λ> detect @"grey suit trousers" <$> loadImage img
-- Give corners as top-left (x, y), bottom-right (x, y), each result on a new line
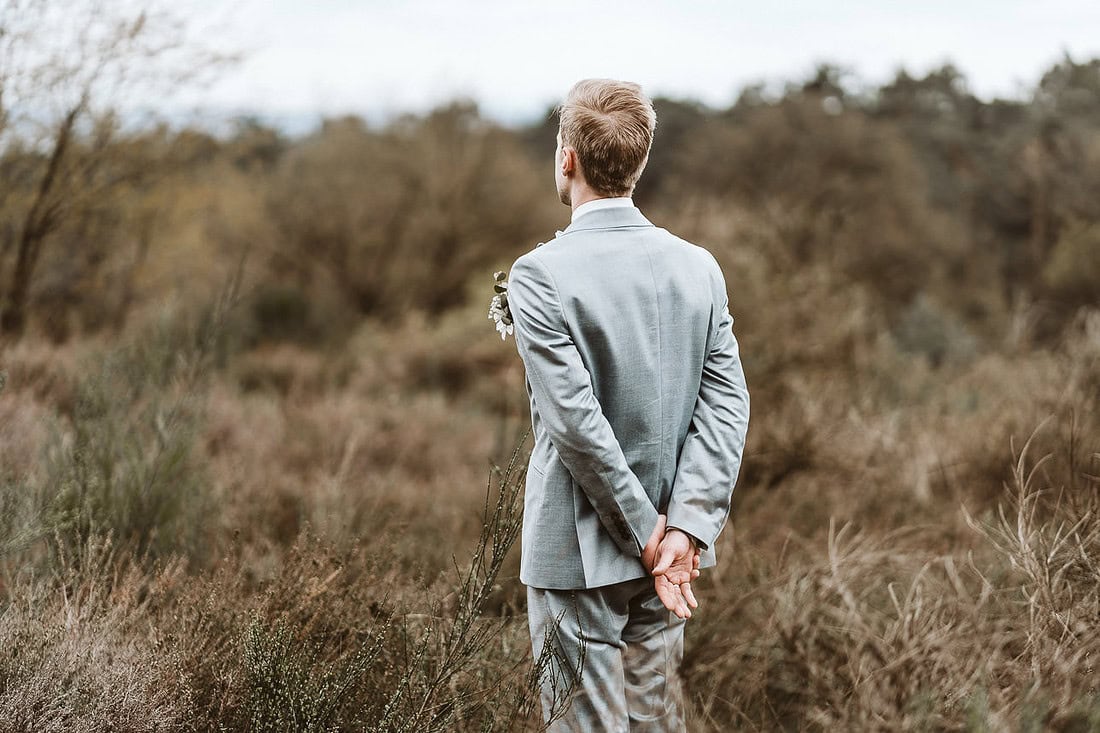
top-left (527, 578), bottom-right (687, 732)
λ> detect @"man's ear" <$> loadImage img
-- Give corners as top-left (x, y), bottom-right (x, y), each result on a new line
top-left (560, 146), bottom-right (577, 177)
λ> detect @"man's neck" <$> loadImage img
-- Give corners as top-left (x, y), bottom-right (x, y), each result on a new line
top-left (569, 190), bottom-right (604, 213)
top-left (571, 196), bottom-right (635, 223)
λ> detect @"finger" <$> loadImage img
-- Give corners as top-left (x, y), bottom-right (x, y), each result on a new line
top-left (669, 591), bottom-right (688, 620)
top-left (657, 590), bottom-right (676, 615)
top-left (654, 577), bottom-right (679, 613)
top-left (667, 579), bottom-right (690, 619)
top-left (665, 563), bottom-right (693, 585)
top-left (673, 592), bottom-right (688, 619)
top-left (651, 547), bottom-right (673, 576)
top-left (662, 554), bottom-right (689, 584)
top-left (682, 581), bottom-right (699, 610)
top-left (657, 576), bottom-right (690, 619)
top-left (678, 582), bottom-right (693, 618)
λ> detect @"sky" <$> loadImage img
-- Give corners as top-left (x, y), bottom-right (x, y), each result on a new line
top-left (169, 0), bottom-right (1100, 130)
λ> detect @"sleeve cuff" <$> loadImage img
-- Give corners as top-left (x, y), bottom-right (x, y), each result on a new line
top-left (629, 501), bottom-right (662, 557)
top-left (664, 506), bottom-right (716, 551)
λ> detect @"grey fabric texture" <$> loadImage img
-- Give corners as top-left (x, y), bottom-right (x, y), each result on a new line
top-left (528, 578), bottom-right (687, 733)
top-left (508, 205), bottom-right (751, 590)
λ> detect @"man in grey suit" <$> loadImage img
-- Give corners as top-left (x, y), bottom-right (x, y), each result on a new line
top-left (507, 78), bottom-right (750, 732)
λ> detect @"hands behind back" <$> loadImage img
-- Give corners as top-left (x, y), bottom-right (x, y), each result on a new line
top-left (642, 514), bottom-right (702, 619)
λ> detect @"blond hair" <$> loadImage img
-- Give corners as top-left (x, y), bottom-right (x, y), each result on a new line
top-left (556, 79), bottom-right (657, 197)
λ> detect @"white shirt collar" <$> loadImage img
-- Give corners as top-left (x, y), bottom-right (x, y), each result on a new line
top-left (571, 196), bottom-right (635, 224)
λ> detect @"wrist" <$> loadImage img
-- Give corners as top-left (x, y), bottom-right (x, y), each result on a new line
top-left (666, 526), bottom-right (697, 551)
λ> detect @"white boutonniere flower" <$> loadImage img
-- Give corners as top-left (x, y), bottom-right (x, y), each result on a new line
top-left (488, 270), bottom-right (513, 340)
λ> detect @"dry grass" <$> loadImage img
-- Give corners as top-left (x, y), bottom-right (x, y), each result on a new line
top-left (1, 267), bottom-right (1098, 730)
top-left (4, 58), bottom-right (1100, 729)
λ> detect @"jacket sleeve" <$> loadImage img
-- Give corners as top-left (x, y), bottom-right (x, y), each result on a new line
top-left (666, 255), bottom-right (750, 550)
top-left (507, 254), bottom-right (660, 557)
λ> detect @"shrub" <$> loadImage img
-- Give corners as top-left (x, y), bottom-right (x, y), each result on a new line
top-left (35, 276), bottom-right (243, 566)
top-left (893, 291), bottom-right (979, 368)
top-left (1043, 220), bottom-right (1100, 310)
top-left (243, 615), bottom-right (384, 732)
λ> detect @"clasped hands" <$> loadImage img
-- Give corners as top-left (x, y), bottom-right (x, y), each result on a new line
top-left (641, 514), bottom-right (702, 619)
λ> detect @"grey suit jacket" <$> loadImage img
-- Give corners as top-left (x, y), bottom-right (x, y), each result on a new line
top-left (508, 205), bottom-right (750, 590)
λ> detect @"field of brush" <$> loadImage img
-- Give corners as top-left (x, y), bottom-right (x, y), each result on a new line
top-left (3, 63), bottom-right (1100, 730)
top-left (2, 255), bottom-right (1097, 731)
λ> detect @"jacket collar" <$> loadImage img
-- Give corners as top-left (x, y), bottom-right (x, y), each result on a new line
top-left (557, 205), bottom-right (655, 237)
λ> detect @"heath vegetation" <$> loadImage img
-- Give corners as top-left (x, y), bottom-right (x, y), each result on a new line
top-left (1, 3), bottom-right (1099, 729)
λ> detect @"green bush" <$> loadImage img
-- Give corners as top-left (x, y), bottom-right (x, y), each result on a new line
top-left (1043, 220), bottom-right (1100, 308)
top-left (16, 285), bottom-right (244, 569)
top-left (249, 283), bottom-right (321, 346)
top-left (244, 616), bottom-right (384, 732)
top-left (40, 311), bottom-right (215, 563)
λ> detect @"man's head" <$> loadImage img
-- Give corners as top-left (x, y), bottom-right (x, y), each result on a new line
top-left (554, 78), bottom-right (657, 205)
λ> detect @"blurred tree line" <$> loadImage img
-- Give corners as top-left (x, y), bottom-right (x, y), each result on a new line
top-left (1, 24), bottom-right (1098, 350)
